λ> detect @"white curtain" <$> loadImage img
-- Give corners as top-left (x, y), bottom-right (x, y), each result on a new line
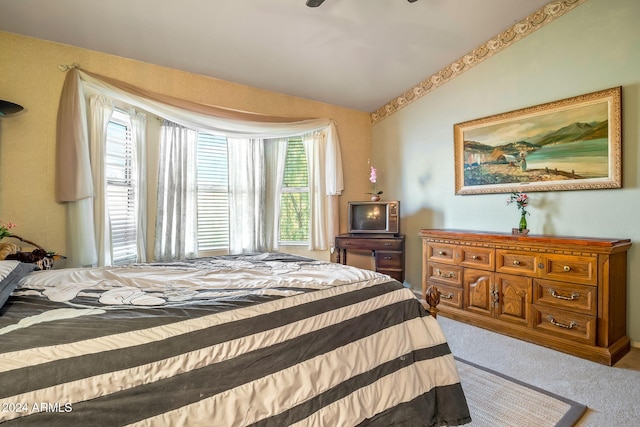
top-left (88, 95), bottom-right (115, 266)
top-left (129, 108), bottom-right (147, 263)
top-left (63, 77), bottom-right (96, 267)
top-left (304, 131), bottom-right (327, 250)
top-left (264, 139), bottom-right (288, 250)
top-left (228, 138), bottom-right (266, 254)
top-left (154, 121), bottom-right (198, 260)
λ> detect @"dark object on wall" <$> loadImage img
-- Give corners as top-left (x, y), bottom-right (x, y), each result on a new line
top-left (0, 100), bottom-right (24, 116)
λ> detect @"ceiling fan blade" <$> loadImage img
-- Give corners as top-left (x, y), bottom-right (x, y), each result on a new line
top-left (306, 0), bottom-right (325, 7)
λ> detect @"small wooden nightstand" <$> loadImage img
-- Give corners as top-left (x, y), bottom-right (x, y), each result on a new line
top-left (334, 234), bottom-right (405, 282)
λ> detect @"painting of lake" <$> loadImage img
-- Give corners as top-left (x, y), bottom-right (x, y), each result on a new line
top-left (454, 87), bottom-right (622, 194)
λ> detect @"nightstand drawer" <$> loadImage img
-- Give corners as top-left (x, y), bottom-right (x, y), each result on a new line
top-left (426, 243), bottom-right (457, 265)
top-left (496, 250), bottom-right (539, 276)
top-left (427, 262), bottom-right (462, 287)
top-left (533, 305), bottom-right (596, 345)
top-left (533, 279), bottom-right (596, 316)
top-left (336, 237), bottom-right (402, 251)
top-left (378, 268), bottom-right (403, 282)
top-left (375, 251), bottom-right (402, 268)
top-left (541, 254), bottom-right (597, 286)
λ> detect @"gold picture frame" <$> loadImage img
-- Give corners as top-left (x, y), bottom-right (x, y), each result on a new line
top-left (454, 87), bottom-right (622, 195)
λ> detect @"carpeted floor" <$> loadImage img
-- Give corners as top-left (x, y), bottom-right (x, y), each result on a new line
top-left (439, 316), bottom-right (640, 427)
top-left (456, 357), bottom-right (586, 427)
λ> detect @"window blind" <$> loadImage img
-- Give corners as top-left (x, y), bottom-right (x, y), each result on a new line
top-left (196, 133), bottom-right (230, 250)
top-left (106, 112), bottom-right (138, 265)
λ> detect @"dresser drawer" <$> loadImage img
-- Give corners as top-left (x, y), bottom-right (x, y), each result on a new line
top-left (459, 246), bottom-right (494, 270)
top-left (533, 305), bottom-right (596, 345)
top-left (427, 262), bottom-right (462, 287)
top-left (540, 254), bottom-right (597, 286)
top-left (428, 283), bottom-right (463, 308)
top-left (533, 279), bottom-right (597, 316)
top-left (426, 243), bottom-right (457, 265)
top-left (375, 251), bottom-right (403, 268)
top-left (496, 250), bottom-right (540, 276)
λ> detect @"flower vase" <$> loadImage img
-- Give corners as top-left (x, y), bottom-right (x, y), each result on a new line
top-left (518, 212), bottom-right (527, 232)
top-left (370, 195), bottom-right (381, 202)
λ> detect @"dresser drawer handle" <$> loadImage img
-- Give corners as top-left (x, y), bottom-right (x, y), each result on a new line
top-left (438, 250), bottom-right (445, 255)
top-left (547, 315), bottom-right (577, 329)
top-left (441, 292), bottom-right (454, 299)
top-left (549, 288), bottom-right (579, 301)
top-left (384, 243), bottom-right (392, 246)
top-left (472, 255), bottom-right (478, 260)
top-left (563, 265), bottom-right (571, 272)
top-left (513, 260), bottom-right (521, 266)
top-left (435, 269), bottom-right (455, 278)
top-left (384, 256), bottom-right (392, 260)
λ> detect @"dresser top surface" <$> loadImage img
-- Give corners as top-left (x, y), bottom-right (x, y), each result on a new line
top-left (418, 229), bottom-right (630, 250)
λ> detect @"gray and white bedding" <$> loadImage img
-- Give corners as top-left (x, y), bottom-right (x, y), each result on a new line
top-left (0, 253), bottom-right (470, 426)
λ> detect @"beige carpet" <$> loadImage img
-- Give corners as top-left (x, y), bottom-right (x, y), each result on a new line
top-left (456, 358), bottom-right (586, 427)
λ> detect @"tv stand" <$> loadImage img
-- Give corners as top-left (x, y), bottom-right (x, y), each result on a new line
top-left (335, 234), bottom-right (405, 282)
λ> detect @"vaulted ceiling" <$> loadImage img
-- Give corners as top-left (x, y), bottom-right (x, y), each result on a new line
top-left (1, 0), bottom-right (565, 113)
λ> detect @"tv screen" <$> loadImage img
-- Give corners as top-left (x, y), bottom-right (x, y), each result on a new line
top-left (351, 203), bottom-right (387, 231)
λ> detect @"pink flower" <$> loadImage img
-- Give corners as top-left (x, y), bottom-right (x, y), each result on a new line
top-left (369, 166), bottom-right (377, 184)
top-left (507, 192), bottom-right (529, 212)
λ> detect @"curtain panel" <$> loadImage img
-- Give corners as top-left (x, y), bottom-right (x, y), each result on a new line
top-left (154, 121), bottom-right (198, 261)
top-left (88, 95), bottom-right (114, 266)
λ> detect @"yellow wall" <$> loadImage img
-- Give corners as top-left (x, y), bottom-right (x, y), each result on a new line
top-left (0, 31), bottom-right (372, 263)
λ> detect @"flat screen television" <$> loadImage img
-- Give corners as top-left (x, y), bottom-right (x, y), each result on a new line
top-left (347, 201), bottom-right (399, 235)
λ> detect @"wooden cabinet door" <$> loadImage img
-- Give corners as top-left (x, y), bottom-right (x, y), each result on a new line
top-left (464, 269), bottom-right (493, 317)
top-left (495, 273), bottom-right (532, 327)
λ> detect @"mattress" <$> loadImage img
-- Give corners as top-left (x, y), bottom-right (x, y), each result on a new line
top-left (0, 253), bottom-right (470, 426)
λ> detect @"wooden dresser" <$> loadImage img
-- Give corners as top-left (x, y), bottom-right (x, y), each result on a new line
top-left (335, 234), bottom-right (405, 282)
top-left (419, 229), bottom-right (631, 365)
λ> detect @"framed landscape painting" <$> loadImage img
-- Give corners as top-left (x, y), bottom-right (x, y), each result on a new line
top-left (454, 87), bottom-right (622, 195)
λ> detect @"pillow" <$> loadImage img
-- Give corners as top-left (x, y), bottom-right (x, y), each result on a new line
top-left (0, 260), bottom-right (39, 311)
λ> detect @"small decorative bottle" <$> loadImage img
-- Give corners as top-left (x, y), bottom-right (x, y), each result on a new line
top-left (519, 212), bottom-right (527, 232)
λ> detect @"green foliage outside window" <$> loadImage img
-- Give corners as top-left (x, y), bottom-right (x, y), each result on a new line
top-left (279, 138), bottom-right (309, 242)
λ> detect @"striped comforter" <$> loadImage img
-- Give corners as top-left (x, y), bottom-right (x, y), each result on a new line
top-left (0, 253), bottom-right (470, 426)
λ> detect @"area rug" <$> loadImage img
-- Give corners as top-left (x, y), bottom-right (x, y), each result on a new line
top-left (456, 357), bottom-right (587, 427)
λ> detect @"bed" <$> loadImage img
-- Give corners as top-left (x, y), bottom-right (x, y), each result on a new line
top-left (0, 253), bottom-right (471, 426)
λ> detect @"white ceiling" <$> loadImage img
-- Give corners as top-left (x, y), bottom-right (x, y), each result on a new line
top-left (0, 0), bottom-right (552, 112)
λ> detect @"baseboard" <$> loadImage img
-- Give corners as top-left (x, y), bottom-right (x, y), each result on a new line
top-left (631, 340), bottom-right (640, 349)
